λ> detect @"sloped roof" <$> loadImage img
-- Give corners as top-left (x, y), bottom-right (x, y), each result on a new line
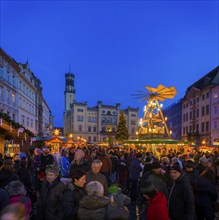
top-left (0, 48), bottom-right (20, 72)
top-left (186, 66), bottom-right (219, 93)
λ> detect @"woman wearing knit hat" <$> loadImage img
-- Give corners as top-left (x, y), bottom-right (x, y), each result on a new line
top-left (35, 165), bottom-right (66, 220)
top-left (140, 180), bottom-right (168, 220)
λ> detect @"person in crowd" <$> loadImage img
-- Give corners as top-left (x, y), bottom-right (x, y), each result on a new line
top-left (196, 156), bottom-right (208, 175)
top-left (143, 155), bottom-right (152, 174)
top-left (0, 187), bottom-right (9, 212)
top-left (171, 157), bottom-right (183, 170)
top-left (109, 150), bottom-right (119, 184)
top-left (33, 148), bottom-right (43, 190)
top-left (117, 152), bottom-right (129, 193)
top-left (26, 149), bottom-right (34, 172)
top-left (78, 181), bottom-right (130, 220)
top-left (70, 149), bottom-right (90, 174)
top-left (13, 153), bottom-right (21, 171)
top-left (68, 146), bottom-right (75, 163)
top-left (129, 152), bottom-right (142, 202)
top-left (63, 169), bottom-right (86, 220)
top-left (53, 150), bottom-right (61, 168)
top-left (140, 180), bottom-right (168, 220)
top-left (0, 159), bottom-right (19, 188)
top-left (108, 184), bottom-right (131, 207)
top-left (160, 156), bottom-right (170, 173)
top-left (184, 159), bottom-right (199, 190)
top-left (97, 149), bottom-right (112, 185)
top-left (194, 168), bottom-right (217, 220)
top-left (77, 181), bottom-right (110, 220)
top-left (86, 159), bottom-right (108, 196)
top-left (141, 161), bottom-right (169, 197)
top-left (35, 165), bottom-right (66, 220)
top-left (17, 159), bottom-right (32, 190)
top-left (206, 158), bottom-right (217, 184)
top-left (5, 180), bottom-right (32, 218)
top-left (168, 163), bottom-right (195, 220)
top-left (0, 203), bottom-right (26, 220)
top-left (60, 148), bottom-right (70, 178)
top-left (41, 146), bottom-right (54, 175)
top-left (0, 153), bottom-right (3, 167)
top-left (90, 147), bottom-right (98, 160)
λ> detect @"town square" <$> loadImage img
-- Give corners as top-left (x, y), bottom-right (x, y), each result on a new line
top-left (0, 1), bottom-right (218, 220)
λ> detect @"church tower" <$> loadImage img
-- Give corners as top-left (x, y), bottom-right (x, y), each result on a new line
top-left (64, 72), bottom-right (75, 111)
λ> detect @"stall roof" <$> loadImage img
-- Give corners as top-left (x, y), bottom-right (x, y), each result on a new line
top-left (124, 138), bottom-right (187, 145)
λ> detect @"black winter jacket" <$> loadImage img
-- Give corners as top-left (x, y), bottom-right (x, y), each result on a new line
top-left (168, 173), bottom-right (195, 220)
top-left (63, 181), bottom-right (86, 220)
top-left (36, 178), bottom-right (66, 220)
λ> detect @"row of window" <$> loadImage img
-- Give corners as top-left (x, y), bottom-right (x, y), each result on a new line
top-left (0, 67), bottom-right (16, 87)
top-left (0, 86), bottom-right (16, 106)
top-left (182, 121), bottom-right (209, 134)
top-left (19, 97), bottom-right (35, 114)
top-left (88, 136), bottom-right (97, 142)
top-left (183, 93), bottom-right (210, 109)
top-left (183, 105), bottom-right (210, 122)
top-left (19, 81), bottom-right (35, 100)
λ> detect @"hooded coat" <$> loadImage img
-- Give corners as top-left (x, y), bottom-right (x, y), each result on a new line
top-left (78, 195), bottom-right (110, 220)
top-left (5, 180), bottom-right (32, 216)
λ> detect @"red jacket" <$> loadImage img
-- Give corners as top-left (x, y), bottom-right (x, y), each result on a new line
top-left (147, 192), bottom-right (169, 220)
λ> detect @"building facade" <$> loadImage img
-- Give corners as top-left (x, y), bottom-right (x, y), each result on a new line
top-left (163, 99), bottom-right (182, 140)
top-left (64, 72), bottom-right (139, 143)
top-left (0, 48), bottom-right (19, 122)
top-left (181, 66), bottom-right (219, 145)
top-left (211, 84), bottom-right (219, 145)
top-left (0, 48), bottom-right (53, 137)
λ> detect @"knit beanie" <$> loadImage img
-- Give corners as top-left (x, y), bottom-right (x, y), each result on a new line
top-left (140, 181), bottom-right (157, 199)
top-left (170, 163), bottom-right (181, 173)
top-left (151, 161), bottom-right (161, 169)
top-left (185, 160), bottom-right (195, 169)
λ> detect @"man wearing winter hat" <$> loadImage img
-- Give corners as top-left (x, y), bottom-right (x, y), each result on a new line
top-left (168, 162), bottom-right (195, 220)
top-left (35, 165), bottom-right (66, 220)
top-left (141, 161), bottom-right (168, 197)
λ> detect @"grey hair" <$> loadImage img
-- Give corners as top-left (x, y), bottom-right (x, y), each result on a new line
top-left (92, 159), bottom-right (102, 165)
top-left (85, 181), bottom-right (104, 196)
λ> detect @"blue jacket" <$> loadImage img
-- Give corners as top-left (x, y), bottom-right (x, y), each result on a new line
top-left (129, 158), bottom-right (142, 180)
top-left (60, 156), bottom-right (70, 178)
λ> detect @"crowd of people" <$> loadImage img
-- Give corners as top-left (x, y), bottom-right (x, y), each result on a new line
top-left (0, 144), bottom-right (218, 220)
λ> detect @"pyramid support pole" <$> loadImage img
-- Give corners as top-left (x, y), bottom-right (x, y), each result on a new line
top-left (155, 99), bottom-right (171, 138)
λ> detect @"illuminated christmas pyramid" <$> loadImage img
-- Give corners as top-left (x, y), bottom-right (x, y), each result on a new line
top-left (134, 84), bottom-right (177, 139)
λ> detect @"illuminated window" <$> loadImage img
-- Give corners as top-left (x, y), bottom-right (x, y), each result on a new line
top-left (12, 93), bottom-right (15, 103)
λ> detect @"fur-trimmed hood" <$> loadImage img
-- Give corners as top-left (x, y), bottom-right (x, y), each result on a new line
top-left (5, 180), bottom-right (26, 196)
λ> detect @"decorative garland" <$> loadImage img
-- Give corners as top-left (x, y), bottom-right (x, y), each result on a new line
top-left (0, 111), bottom-right (35, 137)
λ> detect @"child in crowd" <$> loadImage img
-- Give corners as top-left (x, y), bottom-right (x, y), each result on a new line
top-left (140, 180), bottom-right (168, 220)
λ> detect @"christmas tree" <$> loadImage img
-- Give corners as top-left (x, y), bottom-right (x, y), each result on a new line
top-left (115, 111), bottom-right (129, 142)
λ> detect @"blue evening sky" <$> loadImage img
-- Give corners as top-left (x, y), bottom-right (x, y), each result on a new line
top-left (0, 1), bottom-right (218, 127)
